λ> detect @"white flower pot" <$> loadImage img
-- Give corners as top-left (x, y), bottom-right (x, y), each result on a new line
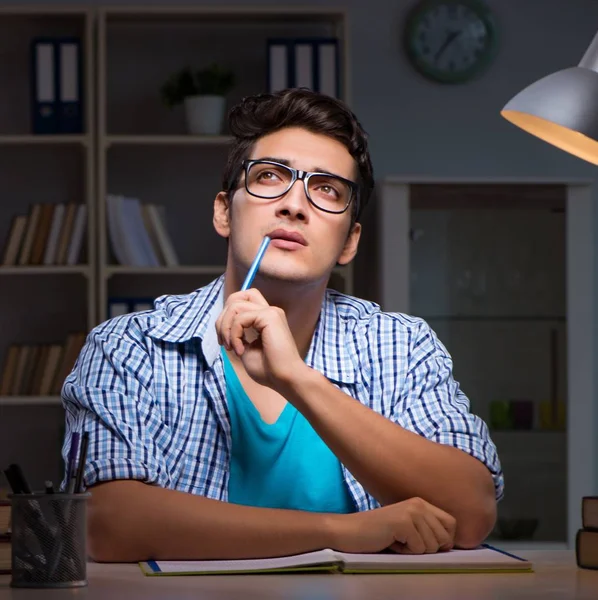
top-left (184, 95), bottom-right (226, 135)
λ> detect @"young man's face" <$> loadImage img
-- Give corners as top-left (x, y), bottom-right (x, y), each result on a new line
top-left (214, 126), bottom-right (361, 287)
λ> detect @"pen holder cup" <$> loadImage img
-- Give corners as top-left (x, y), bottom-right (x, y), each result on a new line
top-left (9, 492), bottom-right (90, 588)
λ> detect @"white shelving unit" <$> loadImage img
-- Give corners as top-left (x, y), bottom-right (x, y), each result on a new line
top-left (96, 5), bottom-right (351, 322)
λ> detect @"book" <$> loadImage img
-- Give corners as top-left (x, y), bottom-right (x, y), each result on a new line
top-left (0, 533), bottom-right (10, 575)
top-left (582, 496), bottom-right (598, 530)
top-left (576, 529), bottom-right (598, 570)
top-left (0, 345), bottom-right (20, 395)
top-left (1, 215), bottom-right (28, 266)
top-left (18, 204), bottom-right (41, 265)
top-left (140, 545), bottom-right (532, 576)
top-left (0, 501), bottom-right (10, 535)
top-left (42, 203), bottom-right (65, 265)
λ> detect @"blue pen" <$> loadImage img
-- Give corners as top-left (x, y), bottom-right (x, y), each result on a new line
top-left (241, 236), bottom-right (271, 291)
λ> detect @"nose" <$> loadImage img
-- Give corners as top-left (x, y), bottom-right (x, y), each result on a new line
top-left (275, 178), bottom-right (310, 221)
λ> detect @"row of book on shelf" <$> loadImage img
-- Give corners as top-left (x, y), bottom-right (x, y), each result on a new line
top-left (0, 333), bottom-right (86, 397)
top-left (1, 203), bottom-right (86, 267)
top-left (107, 194), bottom-right (179, 267)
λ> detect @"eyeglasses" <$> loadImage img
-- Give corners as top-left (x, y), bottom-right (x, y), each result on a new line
top-left (241, 159), bottom-right (358, 215)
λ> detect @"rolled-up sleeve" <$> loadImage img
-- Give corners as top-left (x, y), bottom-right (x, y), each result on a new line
top-left (393, 321), bottom-right (504, 501)
top-left (60, 316), bottom-right (173, 491)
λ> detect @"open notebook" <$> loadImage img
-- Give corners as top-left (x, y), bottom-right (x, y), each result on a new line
top-left (139, 544), bottom-right (533, 575)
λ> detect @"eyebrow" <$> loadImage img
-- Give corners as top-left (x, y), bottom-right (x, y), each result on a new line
top-left (254, 156), bottom-right (347, 179)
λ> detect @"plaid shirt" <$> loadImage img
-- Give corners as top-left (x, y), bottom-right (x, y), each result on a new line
top-left (61, 275), bottom-right (504, 508)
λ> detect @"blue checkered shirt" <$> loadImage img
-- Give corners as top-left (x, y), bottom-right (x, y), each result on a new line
top-left (61, 276), bottom-right (504, 508)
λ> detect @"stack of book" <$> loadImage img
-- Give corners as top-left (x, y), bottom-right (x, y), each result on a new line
top-left (106, 195), bottom-right (179, 267)
top-left (0, 498), bottom-right (10, 575)
top-left (1, 203), bottom-right (87, 267)
top-left (577, 496), bottom-right (598, 569)
top-left (0, 332), bottom-right (86, 397)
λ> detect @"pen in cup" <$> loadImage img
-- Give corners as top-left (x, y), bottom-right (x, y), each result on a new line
top-left (66, 432), bottom-right (80, 494)
top-left (241, 236), bottom-right (271, 291)
top-left (74, 432), bottom-right (89, 494)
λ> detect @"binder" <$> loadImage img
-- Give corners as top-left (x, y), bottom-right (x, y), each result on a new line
top-left (266, 38), bottom-right (340, 98)
top-left (30, 38), bottom-right (58, 134)
top-left (57, 37), bottom-right (83, 133)
top-left (267, 40), bottom-right (291, 92)
top-left (316, 39), bottom-right (339, 99)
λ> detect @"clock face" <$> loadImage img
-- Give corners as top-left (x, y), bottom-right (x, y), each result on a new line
top-left (404, 0), bottom-right (498, 83)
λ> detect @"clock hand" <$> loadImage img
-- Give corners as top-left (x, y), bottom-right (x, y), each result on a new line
top-left (434, 30), bottom-right (461, 62)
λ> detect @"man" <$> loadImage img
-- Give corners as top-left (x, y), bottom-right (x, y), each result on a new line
top-left (62, 88), bottom-right (503, 563)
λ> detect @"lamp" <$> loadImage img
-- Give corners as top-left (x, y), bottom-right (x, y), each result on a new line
top-left (501, 31), bottom-right (598, 165)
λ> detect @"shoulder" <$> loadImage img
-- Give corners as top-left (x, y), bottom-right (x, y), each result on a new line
top-left (327, 288), bottom-right (434, 343)
top-left (89, 284), bottom-right (212, 347)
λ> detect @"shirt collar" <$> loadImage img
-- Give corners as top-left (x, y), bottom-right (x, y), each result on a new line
top-left (146, 276), bottom-right (356, 384)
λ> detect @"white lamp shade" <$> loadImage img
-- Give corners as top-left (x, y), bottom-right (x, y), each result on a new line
top-left (501, 32), bottom-right (598, 165)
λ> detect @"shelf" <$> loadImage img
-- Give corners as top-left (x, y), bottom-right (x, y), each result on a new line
top-left (0, 135), bottom-right (89, 146)
top-left (101, 6), bottom-right (346, 22)
top-left (0, 396), bottom-right (62, 406)
top-left (105, 265), bottom-right (225, 277)
top-left (0, 266), bottom-right (90, 276)
top-left (104, 135), bottom-right (232, 147)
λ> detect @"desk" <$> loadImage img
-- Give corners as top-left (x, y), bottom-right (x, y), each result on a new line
top-left (0, 551), bottom-right (596, 599)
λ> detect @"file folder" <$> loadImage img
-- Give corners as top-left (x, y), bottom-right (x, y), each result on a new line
top-left (30, 38), bottom-right (58, 134)
top-left (57, 37), bottom-right (83, 133)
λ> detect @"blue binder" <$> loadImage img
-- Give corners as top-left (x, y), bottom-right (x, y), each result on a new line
top-left (56, 37), bottom-right (83, 134)
top-left (30, 38), bottom-right (59, 134)
top-left (266, 37), bottom-right (340, 98)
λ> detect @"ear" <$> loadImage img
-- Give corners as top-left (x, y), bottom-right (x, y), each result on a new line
top-left (213, 191), bottom-right (231, 239)
top-left (337, 222), bottom-right (361, 265)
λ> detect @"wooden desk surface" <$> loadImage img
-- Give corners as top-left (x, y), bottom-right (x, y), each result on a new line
top-left (0, 551), bottom-right (597, 599)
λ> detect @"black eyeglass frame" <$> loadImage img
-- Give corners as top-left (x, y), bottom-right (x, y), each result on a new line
top-left (240, 159), bottom-right (359, 215)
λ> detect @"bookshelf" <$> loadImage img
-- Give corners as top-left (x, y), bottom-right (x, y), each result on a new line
top-left (96, 5), bottom-right (351, 322)
top-left (0, 6), bottom-right (352, 488)
top-left (0, 5), bottom-right (94, 490)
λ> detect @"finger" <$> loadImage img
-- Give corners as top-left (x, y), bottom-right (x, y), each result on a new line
top-left (227, 289), bottom-right (269, 308)
top-left (413, 513), bottom-right (440, 553)
top-left (229, 309), bottom-right (265, 356)
top-left (395, 520), bottom-right (425, 555)
top-left (427, 504), bottom-right (457, 541)
top-left (422, 513), bottom-right (454, 552)
top-left (220, 301), bottom-right (265, 349)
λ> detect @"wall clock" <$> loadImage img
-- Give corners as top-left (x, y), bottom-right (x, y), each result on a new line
top-left (403, 0), bottom-right (498, 84)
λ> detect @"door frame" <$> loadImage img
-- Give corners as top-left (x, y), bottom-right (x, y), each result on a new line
top-left (379, 176), bottom-right (595, 548)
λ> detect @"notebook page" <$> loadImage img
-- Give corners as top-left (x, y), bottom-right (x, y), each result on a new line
top-left (336, 547), bottom-right (531, 571)
top-left (154, 548), bottom-right (337, 573)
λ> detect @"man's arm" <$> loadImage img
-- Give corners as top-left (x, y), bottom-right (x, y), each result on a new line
top-left (87, 480), bottom-right (335, 561)
top-left (217, 291), bottom-right (500, 550)
top-left (88, 480), bottom-right (459, 561)
top-left (280, 369), bottom-right (497, 549)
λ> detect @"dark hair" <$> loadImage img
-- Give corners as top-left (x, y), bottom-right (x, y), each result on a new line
top-left (221, 88), bottom-right (374, 223)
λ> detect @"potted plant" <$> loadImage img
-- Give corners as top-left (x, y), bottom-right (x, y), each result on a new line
top-left (160, 63), bottom-right (235, 135)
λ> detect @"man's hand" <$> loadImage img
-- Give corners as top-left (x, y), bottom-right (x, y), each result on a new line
top-left (215, 289), bottom-right (306, 389)
top-left (331, 497), bottom-right (457, 554)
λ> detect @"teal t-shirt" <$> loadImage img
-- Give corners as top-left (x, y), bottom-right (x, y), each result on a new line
top-left (222, 349), bottom-right (355, 513)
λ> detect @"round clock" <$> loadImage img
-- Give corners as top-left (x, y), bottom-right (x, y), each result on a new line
top-left (403, 0), bottom-right (498, 84)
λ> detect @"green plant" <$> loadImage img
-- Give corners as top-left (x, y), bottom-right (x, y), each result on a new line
top-left (160, 64), bottom-right (235, 108)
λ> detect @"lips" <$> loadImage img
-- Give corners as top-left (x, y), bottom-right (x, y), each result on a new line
top-left (266, 229), bottom-right (307, 246)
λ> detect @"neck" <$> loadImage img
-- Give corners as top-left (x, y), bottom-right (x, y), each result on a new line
top-left (223, 269), bottom-right (326, 359)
